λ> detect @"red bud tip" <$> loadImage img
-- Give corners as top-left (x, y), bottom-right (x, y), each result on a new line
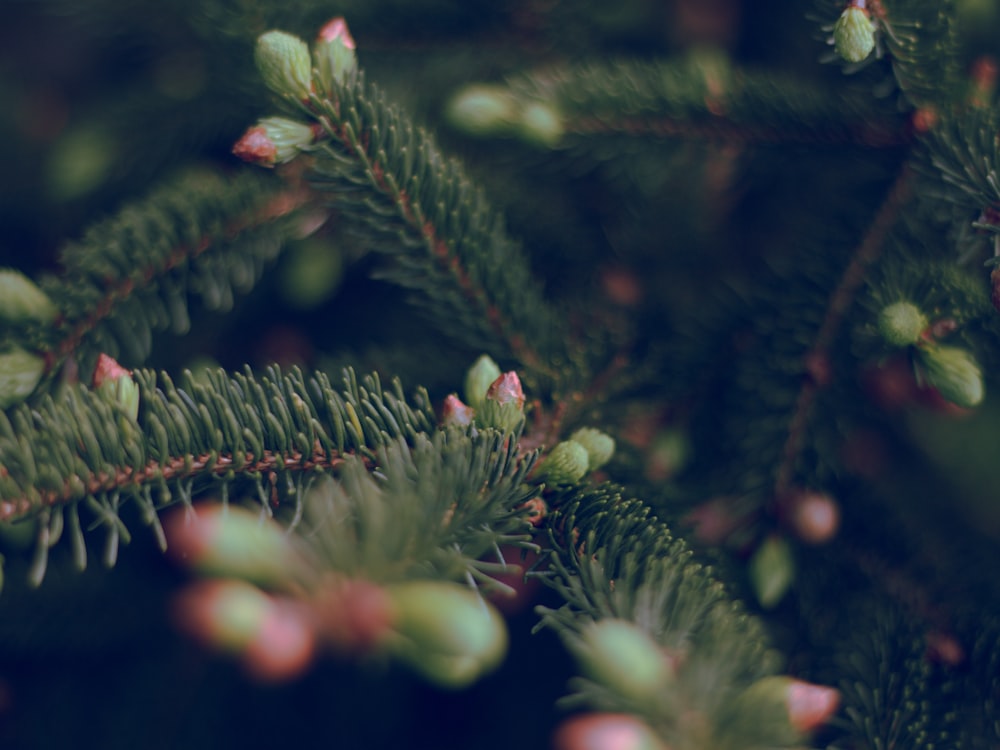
top-left (926, 630), bottom-right (965, 666)
top-left (242, 600), bottom-right (317, 682)
top-left (518, 496), bottom-right (548, 526)
top-left (441, 394), bottom-right (474, 427)
top-left (486, 371), bottom-right (524, 410)
top-left (318, 17), bottom-right (356, 48)
top-left (552, 713), bottom-right (667, 750)
top-left (92, 353), bottom-right (131, 388)
top-left (786, 680), bottom-right (840, 732)
top-left (232, 126), bottom-right (278, 166)
top-left (788, 490), bottom-right (840, 545)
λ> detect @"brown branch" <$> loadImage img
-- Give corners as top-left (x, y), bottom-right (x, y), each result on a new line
top-left (0, 443), bottom-right (363, 523)
top-left (774, 164), bottom-right (914, 497)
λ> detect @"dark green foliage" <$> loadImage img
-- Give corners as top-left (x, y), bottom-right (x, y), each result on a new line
top-left (3, 1), bottom-right (1000, 748)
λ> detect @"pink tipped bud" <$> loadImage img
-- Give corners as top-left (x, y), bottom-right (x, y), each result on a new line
top-left (552, 713), bottom-right (667, 750)
top-left (787, 490), bottom-right (840, 545)
top-left (486, 371), bottom-right (524, 410)
top-left (786, 679), bottom-right (840, 732)
top-left (318, 17), bottom-right (355, 48)
top-left (92, 353), bottom-right (130, 388)
top-left (441, 394), bottom-right (474, 427)
top-left (233, 126), bottom-right (278, 166)
top-left (92, 353), bottom-right (139, 421)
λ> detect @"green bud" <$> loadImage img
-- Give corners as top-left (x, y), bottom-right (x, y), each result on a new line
top-left (92, 353), bottom-right (139, 421)
top-left (0, 269), bottom-right (58, 324)
top-left (573, 619), bottom-right (672, 706)
top-left (0, 345), bottom-right (45, 409)
top-left (833, 7), bottom-right (876, 64)
top-left (877, 301), bottom-right (927, 347)
top-left (749, 535), bottom-right (795, 609)
top-left (517, 102), bottom-right (564, 148)
top-left (464, 354), bottom-right (502, 409)
top-left (569, 427), bottom-right (615, 471)
top-left (383, 580), bottom-right (508, 688)
top-left (477, 371), bottom-right (526, 433)
top-left (165, 505), bottom-right (303, 587)
top-left (535, 440), bottom-right (590, 485)
top-left (725, 675), bottom-right (840, 743)
top-left (255, 30), bottom-right (313, 100)
top-left (259, 117), bottom-right (316, 164)
top-left (446, 85), bottom-right (519, 137)
top-left (314, 17), bottom-right (357, 92)
top-left (916, 344), bottom-right (984, 408)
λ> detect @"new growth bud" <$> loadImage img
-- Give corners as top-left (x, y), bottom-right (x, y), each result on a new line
top-left (915, 344), bottom-right (984, 409)
top-left (749, 535), bottom-right (795, 609)
top-left (0, 269), bottom-right (58, 324)
top-left (569, 427), bottom-right (615, 471)
top-left (464, 354), bottom-right (502, 409)
top-left (445, 85), bottom-right (520, 137)
top-left (877, 301), bottom-right (927, 347)
top-left (573, 619), bottom-right (673, 706)
top-left (255, 30), bottom-right (313, 101)
top-left (382, 580), bottom-right (508, 688)
top-left (233, 117), bottom-right (316, 167)
top-left (477, 371), bottom-right (526, 432)
top-left (0, 346), bottom-right (44, 409)
top-left (165, 504), bottom-right (304, 587)
top-left (314, 17), bottom-right (357, 91)
top-left (92, 353), bottom-right (139, 421)
top-left (535, 440), bottom-right (590, 485)
top-left (833, 6), bottom-right (877, 64)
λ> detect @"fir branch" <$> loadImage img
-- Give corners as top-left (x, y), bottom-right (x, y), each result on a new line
top-left (301, 71), bottom-right (574, 383)
top-left (774, 164), bottom-right (914, 496)
top-left (501, 58), bottom-right (909, 148)
top-left (535, 484), bottom-right (783, 746)
top-left (36, 168), bottom-right (310, 379)
top-left (300, 428), bottom-right (538, 589)
top-left (0, 366), bottom-right (436, 577)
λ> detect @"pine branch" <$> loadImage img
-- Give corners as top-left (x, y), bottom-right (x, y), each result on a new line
top-left (535, 483), bottom-right (791, 749)
top-left (0, 366), bottom-right (437, 582)
top-left (35, 168), bottom-right (309, 380)
top-left (298, 68), bottom-right (575, 384)
top-left (453, 57), bottom-right (910, 149)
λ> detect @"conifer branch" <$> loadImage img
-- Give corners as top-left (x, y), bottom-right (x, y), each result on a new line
top-left (299, 73), bottom-right (572, 382)
top-left (774, 164), bottom-right (914, 496)
top-left (0, 366), bottom-right (436, 573)
top-left (462, 59), bottom-right (910, 149)
top-left (37, 169), bottom-right (310, 379)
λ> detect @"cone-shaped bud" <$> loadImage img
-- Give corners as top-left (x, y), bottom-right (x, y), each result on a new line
top-left (916, 344), bottom-right (984, 408)
top-left (314, 17), bottom-right (357, 91)
top-left (477, 371), bottom-right (526, 432)
top-left (464, 354), bottom-right (502, 408)
top-left (573, 619), bottom-right (672, 706)
top-left (535, 440), bottom-right (590, 485)
top-left (232, 126), bottom-right (277, 166)
top-left (382, 580), bottom-right (508, 688)
top-left (749, 535), bottom-right (795, 609)
top-left (0, 345), bottom-right (45, 409)
top-left (255, 30), bottom-right (313, 100)
top-left (833, 6), bottom-right (876, 63)
top-left (441, 394), bottom-right (474, 427)
top-left (0, 270), bottom-right (57, 324)
top-left (569, 427), bottom-right (615, 471)
top-left (787, 490), bottom-right (840, 545)
top-left (877, 301), bottom-right (927, 347)
top-left (518, 102), bottom-right (564, 147)
top-left (445, 85), bottom-right (519, 137)
top-left (173, 579), bottom-right (272, 653)
top-left (173, 579), bottom-right (316, 682)
top-left (165, 504), bottom-right (302, 587)
top-left (552, 713), bottom-right (667, 750)
top-left (92, 353), bottom-right (139, 421)
top-left (732, 676), bottom-right (839, 739)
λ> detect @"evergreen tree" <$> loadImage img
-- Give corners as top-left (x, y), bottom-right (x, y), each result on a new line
top-left (2, 1), bottom-right (999, 747)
